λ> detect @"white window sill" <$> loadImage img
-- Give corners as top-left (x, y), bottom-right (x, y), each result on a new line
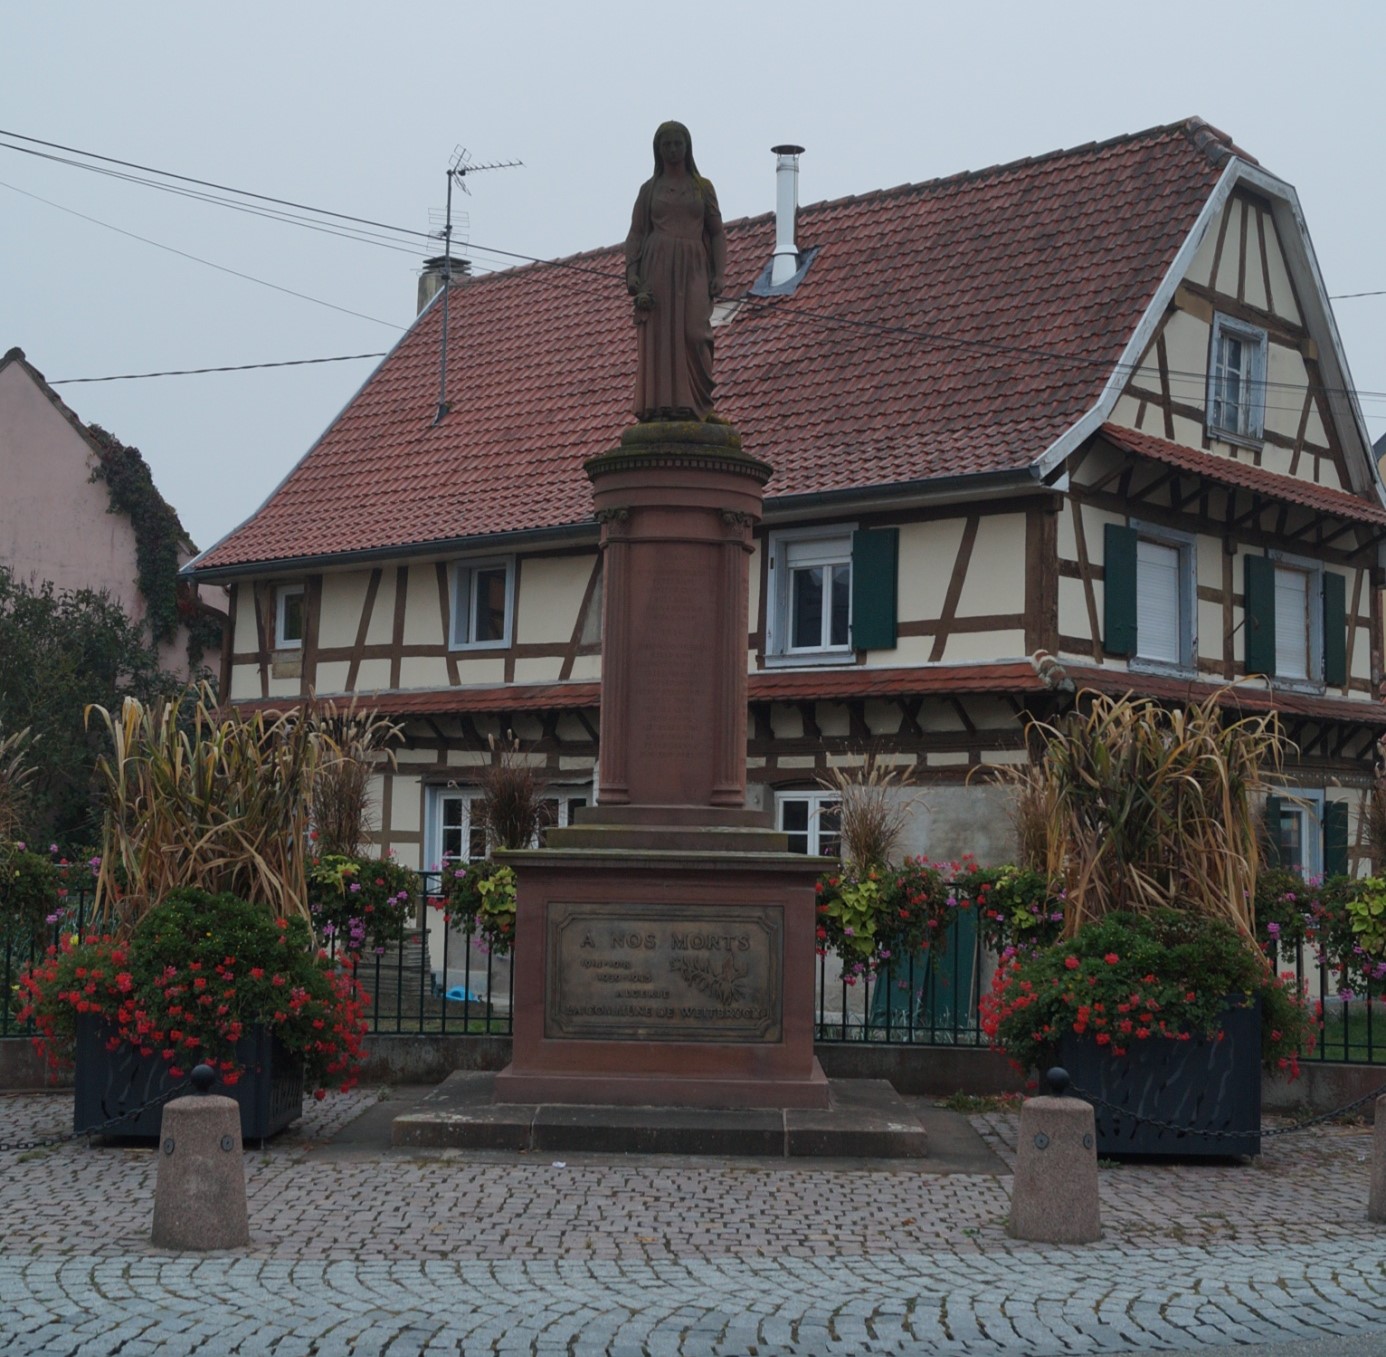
top-left (447, 640), bottom-right (510, 653)
top-left (764, 648), bottom-right (856, 669)
top-left (1206, 424), bottom-right (1265, 452)
top-left (1129, 658), bottom-right (1198, 679)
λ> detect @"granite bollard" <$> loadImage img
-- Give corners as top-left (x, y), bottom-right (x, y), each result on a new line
top-left (1008, 1068), bottom-right (1102, 1243)
top-left (1368, 1094), bottom-right (1386, 1223)
top-left (150, 1066), bottom-right (250, 1251)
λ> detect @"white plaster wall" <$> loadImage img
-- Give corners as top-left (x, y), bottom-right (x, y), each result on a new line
top-left (402, 564), bottom-right (440, 646)
top-left (1212, 198), bottom-right (1243, 297)
top-left (394, 655), bottom-right (450, 690)
top-left (896, 783), bottom-right (1019, 865)
top-left (955, 514), bottom-right (1025, 615)
top-left (1185, 212), bottom-right (1219, 289)
top-left (1110, 392), bottom-right (1144, 429)
top-left (1160, 309), bottom-right (1209, 413)
top-left (899, 518), bottom-right (965, 620)
top-left (516, 554), bottom-right (593, 644)
top-left (317, 572), bottom-right (368, 649)
top-left (567, 654), bottom-right (602, 682)
top-left (1263, 214), bottom-right (1302, 324)
top-left (1243, 214), bottom-right (1270, 313)
top-left (315, 660), bottom-right (352, 693)
top-left (354, 658), bottom-right (393, 693)
top-left (939, 628), bottom-right (1027, 663)
top-left (365, 572), bottom-right (397, 646)
top-left (513, 656), bottom-right (564, 684)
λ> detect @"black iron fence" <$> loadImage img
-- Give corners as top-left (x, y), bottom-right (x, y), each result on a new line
top-left (2, 873), bottom-right (1384, 1062)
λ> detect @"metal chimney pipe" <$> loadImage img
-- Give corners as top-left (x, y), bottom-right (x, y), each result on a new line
top-left (770, 145), bottom-right (805, 287)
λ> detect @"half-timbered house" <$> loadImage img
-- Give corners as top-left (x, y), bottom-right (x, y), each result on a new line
top-left (186, 118), bottom-right (1386, 889)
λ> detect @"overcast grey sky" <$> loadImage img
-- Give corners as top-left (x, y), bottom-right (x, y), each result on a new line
top-left (4, 0), bottom-right (1384, 553)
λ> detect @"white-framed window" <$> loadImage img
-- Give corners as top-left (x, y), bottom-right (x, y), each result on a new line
top-left (1207, 313), bottom-right (1267, 443)
top-left (428, 789), bottom-right (488, 869)
top-left (775, 790), bottom-right (842, 858)
top-left (767, 526), bottom-right (854, 661)
top-left (450, 557), bottom-right (514, 650)
top-left (538, 793), bottom-right (588, 845)
top-left (426, 785), bottom-right (591, 868)
top-left (274, 583), bottom-right (305, 650)
top-left (1271, 551), bottom-right (1323, 684)
top-left (1132, 523), bottom-right (1197, 671)
top-left (1274, 790), bottom-right (1325, 880)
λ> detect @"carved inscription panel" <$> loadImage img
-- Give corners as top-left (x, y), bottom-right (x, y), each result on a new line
top-left (545, 903), bottom-right (783, 1042)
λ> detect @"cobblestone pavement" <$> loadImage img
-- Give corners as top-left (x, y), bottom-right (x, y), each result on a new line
top-left (4, 1088), bottom-right (1386, 1355)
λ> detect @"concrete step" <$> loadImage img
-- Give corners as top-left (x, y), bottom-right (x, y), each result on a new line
top-left (391, 1072), bottom-right (933, 1159)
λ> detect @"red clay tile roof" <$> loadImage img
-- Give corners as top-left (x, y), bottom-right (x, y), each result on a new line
top-left (196, 120), bottom-right (1238, 573)
top-left (1100, 424), bottom-right (1386, 526)
top-left (231, 663), bottom-right (1046, 717)
top-left (234, 681), bottom-right (602, 717)
top-left (1062, 665), bottom-right (1386, 728)
top-left (748, 663), bottom-right (1042, 702)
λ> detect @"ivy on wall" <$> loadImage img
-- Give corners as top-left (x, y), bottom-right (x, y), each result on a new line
top-left (85, 424), bottom-right (195, 648)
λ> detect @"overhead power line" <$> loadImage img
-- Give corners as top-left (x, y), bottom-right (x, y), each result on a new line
top-left (0, 179), bottom-right (405, 331)
top-left (50, 353), bottom-right (388, 384)
top-left (3, 126), bottom-right (1380, 407)
top-left (0, 126), bottom-right (433, 243)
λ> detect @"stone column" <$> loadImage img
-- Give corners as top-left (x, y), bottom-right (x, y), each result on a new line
top-left (584, 421), bottom-right (770, 818)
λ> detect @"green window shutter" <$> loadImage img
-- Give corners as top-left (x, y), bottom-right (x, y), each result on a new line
top-left (1263, 794), bottom-right (1284, 868)
top-left (850, 527), bottom-right (898, 651)
top-left (1324, 800), bottom-right (1349, 878)
top-left (1102, 523), bottom-right (1138, 657)
top-left (1322, 571), bottom-right (1347, 687)
top-left (1243, 555), bottom-right (1277, 677)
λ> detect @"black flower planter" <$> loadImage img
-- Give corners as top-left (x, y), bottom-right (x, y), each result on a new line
top-left (1057, 1000), bottom-right (1261, 1158)
top-left (74, 1015), bottom-right (304, 1141)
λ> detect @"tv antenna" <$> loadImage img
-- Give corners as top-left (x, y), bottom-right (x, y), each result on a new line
top-left (433, 146), bottom-right (523, 425)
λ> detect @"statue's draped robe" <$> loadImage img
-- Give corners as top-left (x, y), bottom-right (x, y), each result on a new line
top-left (625, 175), bottom-right (724, 420)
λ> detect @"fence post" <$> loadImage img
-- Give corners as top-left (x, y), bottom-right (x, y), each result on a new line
top-left (1008, 1067), bottom-right (1102, 1244)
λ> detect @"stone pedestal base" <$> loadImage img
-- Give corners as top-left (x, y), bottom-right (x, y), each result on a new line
top-left (494, 845), bottom-right (829, 1110)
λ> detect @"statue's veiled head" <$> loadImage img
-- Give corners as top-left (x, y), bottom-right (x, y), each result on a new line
top-left (652, 121), bottom-right (701, 180)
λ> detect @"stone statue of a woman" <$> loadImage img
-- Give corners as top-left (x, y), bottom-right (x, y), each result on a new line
top-left (624, 121), bottom-right (726, 422)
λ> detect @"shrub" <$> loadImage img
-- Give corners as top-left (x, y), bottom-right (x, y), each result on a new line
top-left (18, 887), bottom-right (368, 1094)
top-left (0, 840), bottom-right (60, 946)
top-left (979, 908), bottom-right (1315, 1077)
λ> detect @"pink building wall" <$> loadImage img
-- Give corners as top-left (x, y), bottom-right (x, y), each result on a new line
top-left (0, 350), bottom-right (224, 681)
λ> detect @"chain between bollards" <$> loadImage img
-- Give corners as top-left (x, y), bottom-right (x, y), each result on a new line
top-left (0, 1075), bottom-right (199, 1155)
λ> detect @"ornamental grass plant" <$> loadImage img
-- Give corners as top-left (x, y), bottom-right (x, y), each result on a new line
top-left (980, 690), bottom-right (1318, 1076)
top-left (1031, 690), bottom-right (1287, 939)
top-left (86, 684), bottom-right (338, 931)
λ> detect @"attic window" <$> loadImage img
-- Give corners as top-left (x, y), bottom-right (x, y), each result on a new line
top-left (1207, 313), bottom-right (1267, 444)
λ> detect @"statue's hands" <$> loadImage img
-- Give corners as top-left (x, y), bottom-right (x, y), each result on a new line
top-left (632, 288), bottom-right (654, 325)
top-left (709, 275), bottom-right (722, 299)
